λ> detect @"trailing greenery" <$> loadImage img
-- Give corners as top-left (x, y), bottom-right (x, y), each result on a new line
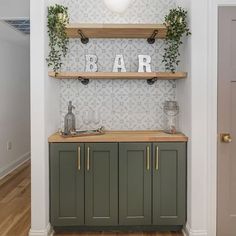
top-left (162, 7), bottom-right (191, 73)
top-left (47, 4), bottom-right (69, 73)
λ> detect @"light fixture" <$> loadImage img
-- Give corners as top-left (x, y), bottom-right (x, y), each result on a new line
top-left (103, 0), bottom-right (132, 13)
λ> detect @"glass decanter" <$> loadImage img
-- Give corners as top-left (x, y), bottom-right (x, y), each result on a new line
top-left (64, 101), bottom-right (76, 135)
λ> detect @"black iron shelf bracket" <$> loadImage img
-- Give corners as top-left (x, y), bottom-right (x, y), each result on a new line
top-left (78, 76), bottom-right (90, 85)
top-left (69, 75), bottom-right (170, 85)
top-left (78, 77), bottom-right (158, 85)
top-left (78, 30), bottom-right (89, 44)
top-left (147, 77), bottom-right (158, 85)
top-left (147, 30), bottom-right (159, 44)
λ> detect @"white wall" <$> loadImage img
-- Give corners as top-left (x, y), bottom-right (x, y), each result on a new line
top-left (0, 0), bottom-right (29, 19)
top-left (176, 0), bottom-right (209, 235)
top-left (30, 0), bottom-right (60, 235)
top-left (29, 1), bottom-right (218, 236)
top-left (0, 31), bottom-right (30, 178)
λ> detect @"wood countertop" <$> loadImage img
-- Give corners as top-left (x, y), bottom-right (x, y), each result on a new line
top-left (48, 130), bottom-right (188, 143)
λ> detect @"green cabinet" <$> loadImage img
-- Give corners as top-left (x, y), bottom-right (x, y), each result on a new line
top-left (152, 143), bottom-right (186, 225)
top-left (50, 143), bottom-right (85, 226)
top-left (50, 142), bottom-right (187, 229)
top-left (119, 143), bottom-right (152, 225)
top-left (85, 143), bottom-right (118, 226)
top-left (50, 143), bottom-right (118, 227)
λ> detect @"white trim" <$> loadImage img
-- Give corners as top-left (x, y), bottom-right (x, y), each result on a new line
top-left (28, 223), bottom-right (54, 236)
top-left (183, 223), bottom-right (208, 236)
top-left (207, 2), bottom-right (218, 236)
top-left (0, 152), bottom-right (30, 179)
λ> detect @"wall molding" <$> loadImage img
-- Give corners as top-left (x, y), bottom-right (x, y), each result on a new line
top-left (183, 223), bottom-right (208, 236)
top-left (29, 223), bottom-right (54, 236)
top-left (0, 151), bottom-right (30, 179)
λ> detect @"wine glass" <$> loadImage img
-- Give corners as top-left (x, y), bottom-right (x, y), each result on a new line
top-left (92, 110), bottom-right (101, 126)
top-left (82, 108), bottom-right (93, 128)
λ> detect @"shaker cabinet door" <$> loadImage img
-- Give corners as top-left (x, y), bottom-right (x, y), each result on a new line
top-left (119, 143), bottom-right (152, 225)
top-left (85, 143), bottom-right (118, 226)
top-left (50, 143), bottom-right (85, 226)
top-left (152, 143), bottom-right (186, 226)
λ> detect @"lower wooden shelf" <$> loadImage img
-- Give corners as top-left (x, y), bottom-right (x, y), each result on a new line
top-left (48, 71), bottom-right (187, 80)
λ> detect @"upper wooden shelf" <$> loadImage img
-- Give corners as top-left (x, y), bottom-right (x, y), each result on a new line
top-left (66, 24), bottom-right (167, 43)
top-left (48, 71), bottom-right (187, 85)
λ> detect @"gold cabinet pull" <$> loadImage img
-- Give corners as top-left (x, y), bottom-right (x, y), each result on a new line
top-left (77, 146), bottom-right (81, 171)
top-left (146, 146), bottom-right (150, 171)
top-left (156, 146), bottom-right (159, 171)
top-left (87, 147), bottom-right (90, 171)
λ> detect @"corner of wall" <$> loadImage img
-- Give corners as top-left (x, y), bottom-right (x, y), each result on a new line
top-left (28, 223), bottom-right (53, 236)
top-left (0, 152), bottom-right (30, 180)
top-left (183, 223), bottom-right (208, 236)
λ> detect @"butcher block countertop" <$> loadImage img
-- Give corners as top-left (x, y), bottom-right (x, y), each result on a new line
top-left (48, 130), bottom-right (188, 143)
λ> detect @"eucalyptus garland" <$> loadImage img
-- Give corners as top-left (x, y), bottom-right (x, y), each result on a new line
top-left (162, 7), bottom-right (191, 73)
top-left (47, 4), bottom-right (69, 73)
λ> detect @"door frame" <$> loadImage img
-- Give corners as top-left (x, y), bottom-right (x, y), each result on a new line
top-left (207, 1), bottom-right (236, 236)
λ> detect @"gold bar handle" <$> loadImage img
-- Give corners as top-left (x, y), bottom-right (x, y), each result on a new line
top-left (147, 146), bottom-right (150, 171)
top-left (77, 146), bottom-right (81, 171)
top-left (156, 146), bottom-right (159, 171)
top-left (87, 147), bottom-right (90, 171)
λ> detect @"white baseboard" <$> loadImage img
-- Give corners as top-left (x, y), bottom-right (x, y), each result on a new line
top-left (183, 223), bottom-right (208, 236)
top-left (29, 223), bottom-right (54, 236)
top-left (0, 152), bottom-right (31, 179)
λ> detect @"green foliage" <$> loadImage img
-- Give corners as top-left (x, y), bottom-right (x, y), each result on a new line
top-left (46, 4), bottom-right (69, 73)
top-left (162, 7), bottom-right (191, 73)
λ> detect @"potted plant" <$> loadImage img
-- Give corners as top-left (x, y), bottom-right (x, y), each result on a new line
top-left (47, 4), bottom-right (69, 73)
top-left (162, 7), bottom-right (191, 73)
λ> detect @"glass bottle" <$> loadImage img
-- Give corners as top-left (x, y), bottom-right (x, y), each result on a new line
top-left (64, 101), bottom-right (76, 135)
top-left (163, 101), bottom-right (179, 134)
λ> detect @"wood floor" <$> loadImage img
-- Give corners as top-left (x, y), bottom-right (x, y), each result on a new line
top-left (0, 161), bottom-right (31, 236)
top-left (0, 161), bottom-right (183, 236)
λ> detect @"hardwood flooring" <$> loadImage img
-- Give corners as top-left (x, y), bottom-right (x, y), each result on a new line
top-left (0, 161), bottom-right (183, 236)
top-left (0, 161), bottom-right (31, 236)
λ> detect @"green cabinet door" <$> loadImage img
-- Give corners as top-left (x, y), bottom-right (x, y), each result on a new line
top-left (152, 143), bottom-right (186, 226)
top-left (50, 143), bottom-right (85, 226)
top-left (119, 143), bottom-right (152, 225)
top-left (85, 143), bottom-right (118, 226)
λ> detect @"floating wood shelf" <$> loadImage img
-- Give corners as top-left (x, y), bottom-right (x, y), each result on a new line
top-left (49, 71), bottom-right (187, 80)
top-left (66, 24), bottom-right (167, 44)
top-left (48, 71), bottom-right (187, 85)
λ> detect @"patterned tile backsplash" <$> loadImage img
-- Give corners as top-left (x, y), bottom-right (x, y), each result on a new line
top-left (59, 0), bottom-right (178, 131)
